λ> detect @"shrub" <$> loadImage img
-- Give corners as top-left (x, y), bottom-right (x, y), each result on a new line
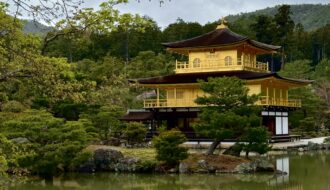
top-left (1, 110), bottom-right (90, 178)
top-left (241, 127), bottom-right (271, 158)
top-left (124, 122), bottom-right (147, 146)
top-left (152, 129), bottom-right (188, 166)
top-left (324, 137), bottom-right (330, 144)
top-left (1, 101), bottom-right (25, 113)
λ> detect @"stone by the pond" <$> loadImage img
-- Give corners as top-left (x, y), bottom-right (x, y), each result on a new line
top-left (298, 147), bottom-right (305, 152)
top-left (234, 162), bottom-right (255, 173)
top-left (196, 169), bottom-right (209, 173)
top-left (76, 157), bottom-right (96, 173)
top-left (198, 160), bottom-right (208, 169)
top-left (275, 169), bottom-right (288, 175)
top-left (168, 168), bottom-right (178, 173)
top-left (323, 143), bottom-right (330, 150)
top-left (255, 159), bottom-right (274, 172)
top-left (77, 147), bottom-right (124, 172)
top-left (234, 159), bottom-right (274, 173)
top-left (93, 148), bottom-right (124, 171)
top-left (115, 156), bottom-right (140, 172)
top-left (10, 137), bottom-right (29, 144)
top-left (307, 142), bottom-right (319, 150)
top-left (179, 162), bottom-right (189, 173)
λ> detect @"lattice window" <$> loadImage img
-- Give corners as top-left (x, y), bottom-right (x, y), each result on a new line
top-left (225, 56), bottom-right (233, 66)
top-left (193, 58), bottom-right (201, 68)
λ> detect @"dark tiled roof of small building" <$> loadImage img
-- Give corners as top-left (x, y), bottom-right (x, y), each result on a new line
top-left (162, 28), bottom-right (281, 51)
top-left (129, 71), bottom-right (311, 85)
top-left (121, 111), bottom-right (154, 121)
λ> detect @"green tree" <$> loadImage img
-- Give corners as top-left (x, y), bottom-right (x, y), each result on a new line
top-left (313, 59), bottom-right (330, 130)
top-left (241, 127), bottom-right (270, 158)
top-left (279, 59), bottom-right (312, 80)
top-left (274, 5), bottom-right (295, 67)
top-left (193, 77), bottom-right (260, 155)
top-left (279, 59), bottom-right (327, 135)
top-left (152, 129), bottom-right (188, 166)
top-left (250, 15), bottom-right (275, 44)
top-left (127, 51), bottom-right (174, 78)
top-left (82, 106), bottom-right (124, 141)
top-left (162, 18), bottom-right (203, 42)
top-left (0, 110), bottom-right (91, 179)
top-left (124, 122), bottom-right (147, 146)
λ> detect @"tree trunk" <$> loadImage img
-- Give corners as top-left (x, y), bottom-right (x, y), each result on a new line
top-left (245, 150), bottom-right (249, 158)
top-left (206, 140), bottom-right (221, 155)
top-left (44, 174), bottom-right (54, 186)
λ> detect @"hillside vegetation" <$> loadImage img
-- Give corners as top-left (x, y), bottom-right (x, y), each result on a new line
top-left (227, 4), bottom-right (330, 31)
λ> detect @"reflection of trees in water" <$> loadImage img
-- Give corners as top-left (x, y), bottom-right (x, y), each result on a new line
top-left (52, 173), bottom-right (274, 190)
top-left (11, 152), bottom-right (330, 190)
top-left (289, 151), bottom-right (330, 190)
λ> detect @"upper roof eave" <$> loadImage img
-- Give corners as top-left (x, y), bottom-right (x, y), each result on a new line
top-left (162, 28), bottom-right (281, 52)
top-left (128, 71), bottom-right (311, 86)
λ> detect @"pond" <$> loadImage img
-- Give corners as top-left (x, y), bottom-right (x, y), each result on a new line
top-left (9, 151), bottom-right (330, 190)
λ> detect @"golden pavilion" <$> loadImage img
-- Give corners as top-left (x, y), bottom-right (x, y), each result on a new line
top-left (123, 19), bottom-right (310, 140)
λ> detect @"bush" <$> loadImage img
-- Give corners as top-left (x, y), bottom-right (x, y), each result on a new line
top-left (324, 137), bottom-right (330, 144)
top-left (152, 129), bottom-right (188, 166)
top-left (124, 122), bottom-right (147, 146)
top-left (1, 101), bottom-right (25, 113)
top-left (241, 127), bottom-right (271, 158)
top-left (1, 110), bottom-right (90, 177)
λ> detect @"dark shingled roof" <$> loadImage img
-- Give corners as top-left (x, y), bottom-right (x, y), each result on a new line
top-left (121, 111), bottom-right (154, 121)
top-left (129, 71), bottom-right (311, 85)
top-left (162, 28), bottom-right (281, 51)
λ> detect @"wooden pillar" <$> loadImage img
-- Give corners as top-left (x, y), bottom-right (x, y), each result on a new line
top-left (266, 87), bottom-right (269, 105)
top-left (157, 88), bottom-right (159, 107)
top-left (174, 88), bottom-right (177, 106)
top-left (273, 87), bottom-right (276, 105)
top-left (280, 89), bottom-right (283, 106)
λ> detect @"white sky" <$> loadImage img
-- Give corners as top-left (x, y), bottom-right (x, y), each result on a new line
top-left (6, 0), bottom-right (330, 28)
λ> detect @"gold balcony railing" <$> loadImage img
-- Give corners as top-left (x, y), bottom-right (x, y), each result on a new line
top-left (257, 96), bottom-right (301, 107)
top-left (144, 99), bottom-right (199, 108)
top-left (144, 96), bottom-right (301, 108)
top-left (175, 58), bottom-right (269, 73)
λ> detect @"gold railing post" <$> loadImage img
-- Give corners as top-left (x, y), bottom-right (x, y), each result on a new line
top-left (156, 88), bottom-right (159, 107)
top-left (175, 60), bottom-right (178, 70)
top-left (174, 88), bottom-right (177, 107)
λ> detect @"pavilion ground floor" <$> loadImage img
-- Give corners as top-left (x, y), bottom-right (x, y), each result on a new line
top-left (122, 106), bottom-right (299, 142)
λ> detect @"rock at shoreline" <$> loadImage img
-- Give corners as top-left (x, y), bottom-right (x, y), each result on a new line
top-left (77, 147), bottom-right (155, 173)
top-left (76, 147), bottom-right (124, 172)
top-left (115, 157), bottom-right (140, 172)
top-left (234, 159), bottom-right (274, 173)
top-left (179, 162), bottom-right (189, 173)
top-left (94, 148), bottom-right (124, 171)
top-left (255, 159), bottom-right (274, 172)
top-left (234, 162), bottom-right (254, 173)
top-left (307, 142), bottom-right (319, 150)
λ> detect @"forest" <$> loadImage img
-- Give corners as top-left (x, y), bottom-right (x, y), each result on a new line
top-left (0, 0), bottom-right (330, 179)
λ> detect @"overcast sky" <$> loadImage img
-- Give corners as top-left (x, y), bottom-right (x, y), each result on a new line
top-left (83, 0), bottom-right (330, 29)
top-left (6, 0), bottom-right (330, 28)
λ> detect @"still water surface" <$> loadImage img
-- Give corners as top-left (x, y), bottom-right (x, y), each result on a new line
top-left (10, 151), bottom-right (330, 190)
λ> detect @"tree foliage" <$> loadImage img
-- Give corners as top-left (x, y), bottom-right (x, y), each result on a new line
top-left (124, 122), bottom-right (147, 146)
top-left (193, 77), bottom-right (261, 155)
top-left (0, 110), bottom-right (91, 177)
top-left (152, 129), bottom-right (188, 166)
top-left (241, 127), bottom-right (270, 158)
